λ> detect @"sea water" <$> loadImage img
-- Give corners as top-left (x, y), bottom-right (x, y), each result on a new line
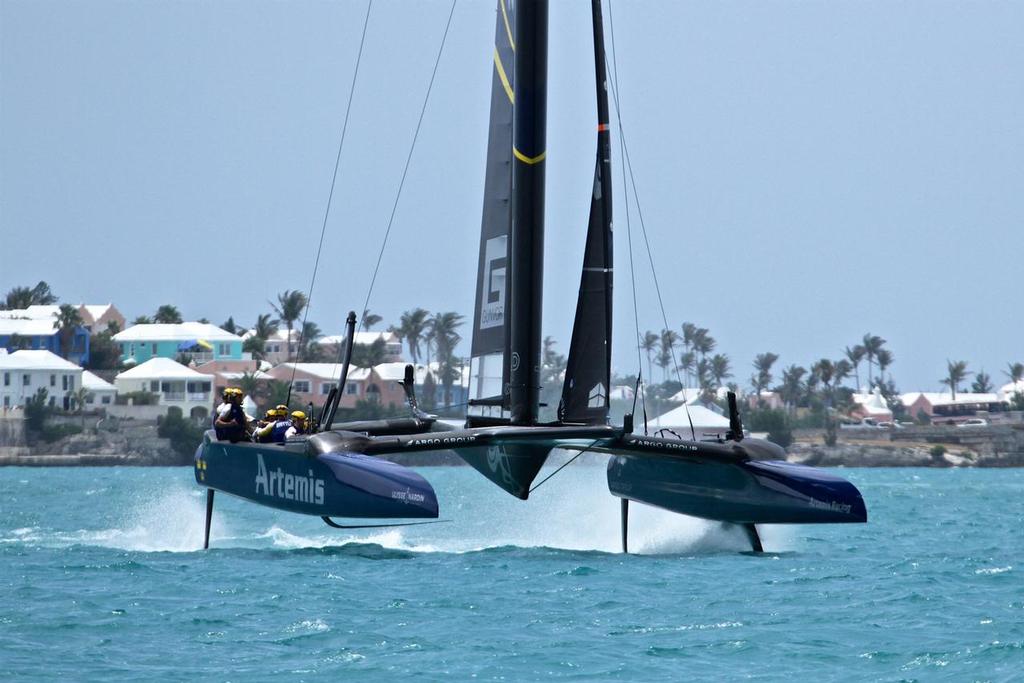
top-left (1, 465), bottom-right (1021, 681)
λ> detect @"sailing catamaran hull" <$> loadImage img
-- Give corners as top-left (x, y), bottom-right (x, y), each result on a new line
top-left (194, 432), bottom-right (438, 519)
top-left (607, 454), bottom-right (867, 525)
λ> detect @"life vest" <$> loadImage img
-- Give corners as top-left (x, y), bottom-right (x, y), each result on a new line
top-left (215, 403), bottom-right (246, 442)
top-left (270, 419), bottom-right (292, 443)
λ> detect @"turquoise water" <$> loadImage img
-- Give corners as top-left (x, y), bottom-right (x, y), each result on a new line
top-left (1, 465), bottom-right (1021, 681)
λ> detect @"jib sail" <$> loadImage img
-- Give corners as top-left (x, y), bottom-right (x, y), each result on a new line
top-left (559, 0), bottom-right (613, 425)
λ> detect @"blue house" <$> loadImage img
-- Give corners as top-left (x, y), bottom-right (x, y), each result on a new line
top-left (0, 318), bottom-right (90, 366)
top-left (113, 322), bottom-right (244, 365)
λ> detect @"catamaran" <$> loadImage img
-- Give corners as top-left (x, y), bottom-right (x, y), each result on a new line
top-left (194, 0), bottom-right (866, 552)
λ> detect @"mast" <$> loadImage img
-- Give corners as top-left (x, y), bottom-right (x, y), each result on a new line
top-left (508, 0), bottom-right (548, 426)
top-left (558, 0), bottom-right (613, 424)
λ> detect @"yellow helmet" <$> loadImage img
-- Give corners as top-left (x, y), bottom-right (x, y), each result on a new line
top-left (290, 411), bottom-right (306, 420)
top-left (275, 404), bottom-right (288, 413)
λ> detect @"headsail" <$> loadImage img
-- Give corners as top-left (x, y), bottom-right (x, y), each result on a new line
top-left (559, 0), bottom-right (613, 425)
top-left (467, 0), bottom-right (516, 424)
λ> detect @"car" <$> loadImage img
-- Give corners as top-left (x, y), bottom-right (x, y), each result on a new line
top-left (876, 421), bottom-right (903, 429)
top-left (956, 418), bottom-right (988, 428)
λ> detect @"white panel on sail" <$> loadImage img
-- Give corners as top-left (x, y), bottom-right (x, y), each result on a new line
top-left (467, 352), bottom-right (507, 418)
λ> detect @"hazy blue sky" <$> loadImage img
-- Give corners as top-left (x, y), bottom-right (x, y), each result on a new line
top-left (2, 0), bottom-right (1021, 391)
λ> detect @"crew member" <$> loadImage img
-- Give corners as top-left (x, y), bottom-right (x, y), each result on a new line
top-left (253, 408), bottom-right (283, 443)
top-left (214, 388), bottom-right (247, 442)
top-left (285, 410), bottom-right (307, 439)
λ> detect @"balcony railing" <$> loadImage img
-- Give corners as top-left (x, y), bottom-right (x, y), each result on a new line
top-left (163, 392), bottom-right (211, 403)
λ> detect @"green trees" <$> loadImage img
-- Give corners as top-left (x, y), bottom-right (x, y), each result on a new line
top-left (861, 334), bottom-right (886, 386)
top-left (640, 331), bottom-right (658, 384)
top-left (2, 281), bottom-right (58, 310)
top-left (1005, 362), bottom-right (1024, 385)
top-left (271, 290), bottom-right (308, 362)
top-left (751, 352), bottom-right (779, 397)
top-left (971, 371), bottom-right (993, 394)
top-left (940, 360), bottom-right (971, 400)
top-left (430, 312), bottom-right (464, 408)
top-left (844, 345), bottom-right (866, 391)
top-left (397, 308), bottom-right (431, 363)
top-left (52, 304), bottom-right (84, 359)
top-left (153, 305), bottom-right (183, 324)
top-left (361, 309), bottom-right (382, 330)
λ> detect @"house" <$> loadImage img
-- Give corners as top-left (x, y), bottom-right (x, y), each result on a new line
top-left (317, 331), bottom-right (404, 362)
top-left (263, 363), bottom-right (407, 410)
top-left (193, 359), bottom-right (271, 398)
top-left (0, 349), bottom-right (84, 411)
top-left (82, 371), bottom-right (118, 407)
top-left (0, 318), bottom-right (90, 366)
top-left (114, 357), bottom-right (215, 418)
top-left (850, 387), bottom-right (893, 423)
top-left (0, 303), bottom-right (125, 334)
top-left (998, 380), bottom-right (1024, 403)
top-left (609, 385), bottom-right (636, 402)
top-left (113, 323), bottom-right (245, 365)
top-left (901, 392), bottom-right (1006, 424)
top-left (240, 329), bottom-right (299, 366)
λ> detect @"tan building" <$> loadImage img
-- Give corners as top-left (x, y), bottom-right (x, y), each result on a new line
top-left (263, 363), bottom-right (407, 411)
top-left (901, 392), bottom-right (1006, 424)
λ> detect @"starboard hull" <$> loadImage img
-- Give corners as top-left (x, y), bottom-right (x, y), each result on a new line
top-left (194, 432), bottom-right (438, 519)
top-left (607, 453), bottom-right (866, 525)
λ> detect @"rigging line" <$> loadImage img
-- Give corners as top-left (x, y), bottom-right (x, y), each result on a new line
top-left (603, 1), bottom-right (644, 428)
top-left (355, 0), bottom-right (458, 339)
top-left (606, 0), bottom-right (694, 440)
top-left (528, 440), bottom-right (600, 494)
top-left (285, 0), bottom-right (374, 404)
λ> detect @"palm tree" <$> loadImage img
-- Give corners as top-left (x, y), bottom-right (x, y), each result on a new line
top-left (862, 334), bottom-right (886, 385)
top-left (3, 286), bottom-right (32, 310)
top-left (361, 309), bottom-right (382, 330)
top-left (270, 290), bottom-right (308, 361)
top-left (751, 352), bottom-right (779, 396)
top-left (972, 371), bottom-right (993, 394)
top-left (692, 327), bottom-right (715, 362)
top-left (678, 351), bottom-right (696, 388)
top-left (53, 304), bottom-right (84, 360)
top-left (812, 359), bottom-right (836, 407)
top-left (940, 360), bottom-right (971, 400)
top-left (398, 308), bottom-right (431, 363)
top-left (429, 312), bottom-right (464, 407)
top-left (1005, 362), bottom-right (1024, 385)
top-left (834, 359), bottom-right (853, 389)
top-left (875, 348), bottom-right (894, 384)
top-left (132, 315), bottom-right (152, 325)
top-left (639, 331), bottom-right (658, 384)
top-left (221, 317), bottom-right (238, 334)
top-left (710, 353), bottom-right (731, 389)
top-left (844, 345), bottom-right (866, 391)
top-left (3, 281), bottom-right (58, 309)
top-left (153, 304), bottom-right (183, 324)
top-left (779, 365), bottom-right (807, 412)
top-left (659, 329), bottom-right (679, 382)
top-left (351, 338), bottom-right (389, 368)
top-left (252, 313), bottom-right (278, 341)
top-left (297, 321), bottom-right (323, 361)
top-left (681, 322), bottom-right (698, 355)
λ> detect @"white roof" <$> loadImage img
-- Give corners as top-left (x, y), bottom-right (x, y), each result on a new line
top-left (272, 363), bottom-right (374, 382)
top-left (82, 370), bottom-right (116, 392)
top-left (82, 304), bottom-right (116, 321)
top-left (998, 381), bottom-right (1024, 399)
top-left (648, 404), bottom-right (731, 430)
top-left (902, 391), bottom-right (1003, 407)
top-left (374, 362), bottom-right (420, 382)
top-left (0, 349), bottom-right (81, 371)
top-left (115, 357), bottom-right (209, 380)
top-left (0, 304), bottom-right (114, 322)
top-left (113, 322), bottom-right (241, 343)
top-left (0, 319), bottom-right (59, 336)
top-left (317, 331), bottom-right (399, 346)
top-left (852, 388), bottom-right (891, 416)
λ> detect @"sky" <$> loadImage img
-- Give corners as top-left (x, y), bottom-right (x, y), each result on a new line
top-left (1, 0), bottom-right (1022, 392)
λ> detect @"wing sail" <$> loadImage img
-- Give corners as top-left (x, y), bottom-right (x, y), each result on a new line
top-left (467, 0), bottom-right (516, 424)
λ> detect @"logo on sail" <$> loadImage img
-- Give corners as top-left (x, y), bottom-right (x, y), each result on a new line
top-left (588, 383), bottom-right (606, 408)
top-left (480, 236), bottom-right (507, 330)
